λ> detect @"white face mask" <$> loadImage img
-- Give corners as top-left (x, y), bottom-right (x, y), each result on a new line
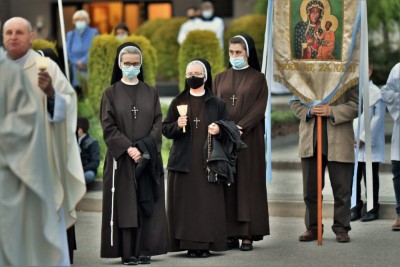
top-left (230, 57), bottom-right (246, 69)
top-left (75, 21), bottom-right (87, 31)
top-left (122, 65), bottom-right (141, 79)
top-left (202, 10), bottom-right (213, 19)
top-left (116, 34), bottom-right (128, 41)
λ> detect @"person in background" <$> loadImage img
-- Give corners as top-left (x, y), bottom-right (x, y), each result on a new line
top-left (177, 6), bottom-right (201, 45)
top-left (114, 22), bottom-right (130, 41)
top-left (66, 9), bottom-right (99, 95)
top-left (178, 1), bottom-right (224, 48)
top-left (100, 42), bottom-right (168, 265)
top-left (351, 62), bottom-right (386, 222)
top-left (77, 117), bottom-right (100, 185)
top-left (197, 1), bottom-right (224, 48)
top-left (381, 62), bottom-right (400, 231)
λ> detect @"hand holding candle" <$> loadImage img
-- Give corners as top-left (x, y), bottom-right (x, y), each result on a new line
top-left (36, 56), bottom-right (50, 72)
top-left (177, 105), bottom-right (188, 133)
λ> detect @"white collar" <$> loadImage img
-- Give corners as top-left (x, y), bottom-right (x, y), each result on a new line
top-left (190, 89), bottom-right (206, 96)
top-left (232, 64), bottom-right (250, 71)
top-left (121, 78), bottom-right (139, 85)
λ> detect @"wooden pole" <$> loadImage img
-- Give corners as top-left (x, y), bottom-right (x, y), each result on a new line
top-left (317, 116), bottom-right (323, 246)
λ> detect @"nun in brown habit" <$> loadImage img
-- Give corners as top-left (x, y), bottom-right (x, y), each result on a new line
top-left (213, 34), bottom-right (270, 251)
top-left (100, 42), bottom-right (169, 265)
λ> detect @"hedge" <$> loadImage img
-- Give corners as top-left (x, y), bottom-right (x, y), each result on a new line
top-left (135, 19), bottom-right (169, 40)
top-left (151, 17), bottom-right (187, 81)
top-left (31, 39), bottom-right (58, 55)
top-left (178, 30), bottom-right (224, 91)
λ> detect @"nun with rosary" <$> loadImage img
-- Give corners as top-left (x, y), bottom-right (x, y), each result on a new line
top-left (100, 42), bottom-right (168, 265)
top-left (162, 58), bottom-right (230, 258)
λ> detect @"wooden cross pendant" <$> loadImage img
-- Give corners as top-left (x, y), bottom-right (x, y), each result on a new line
top-left (193, 117), bottom-right (200, 129)
top-left (132, 106), bottom-right (139, 119)
top-left (230, 94), bottom-right (237, 106)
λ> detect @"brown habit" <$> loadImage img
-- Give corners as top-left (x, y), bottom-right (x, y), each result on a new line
top-left (100, 81), bottom-right (168, 257)
top-left (213, 67), bottom-right (270, 240)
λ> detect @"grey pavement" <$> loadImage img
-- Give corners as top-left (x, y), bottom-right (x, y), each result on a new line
top-left (73, 211), bottom-right (400, 267)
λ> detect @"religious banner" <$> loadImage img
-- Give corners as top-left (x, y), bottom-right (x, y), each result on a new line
top-left (273, 0), bottom-right (360, 103)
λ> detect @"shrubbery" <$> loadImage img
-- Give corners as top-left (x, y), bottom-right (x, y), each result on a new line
top-left (32, 39), bottom-right (58, 55)
top-left (135, 19), bottom-right (168, 40)
top-left (150, 17), bottom-right (187, 81)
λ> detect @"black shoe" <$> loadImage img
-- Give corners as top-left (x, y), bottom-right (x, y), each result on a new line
top-left (240, 242), bottom-right (253, 251)
top-left (123, 256), bottom-right (138, 265)
top-left (227, 238), bottom-right (239, 250)
top-left (138, 255), bottom-right (151, 264)
top-left (186, 250), bottom-right (198, 258)
top-left (351, 211), bottom-right (361, 221)
top-left (197, 250), bottom-right (211, 258)
top-left (361, 212), bottom-right (379, 222)
top-left (350, 202), bottom-right (363, 221)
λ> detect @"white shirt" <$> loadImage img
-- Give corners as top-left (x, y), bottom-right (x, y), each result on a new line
top-left (354, 81), bottom-right (386, 162)
top-left (381, 63), bottom-right (400, 161)
top-left (177, 17), bottom-right (225, 48)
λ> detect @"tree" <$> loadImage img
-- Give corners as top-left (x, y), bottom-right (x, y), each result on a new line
top-left (367, 0), bottom-right (400, 84)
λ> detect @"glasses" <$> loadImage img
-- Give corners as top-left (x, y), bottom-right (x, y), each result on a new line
top-left (185, 72), bottom-right (204, 78)
top-left (122, 61), bottom-right (141, 67)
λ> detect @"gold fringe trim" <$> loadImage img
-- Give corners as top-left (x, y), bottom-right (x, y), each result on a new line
top-left (273, 75), bottom-right (359, 105)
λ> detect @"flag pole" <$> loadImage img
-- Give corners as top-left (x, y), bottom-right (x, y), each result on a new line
top-left (57, 0), bottom-right (70, 81)
top-left (317, 115), bottom-right (323, 246)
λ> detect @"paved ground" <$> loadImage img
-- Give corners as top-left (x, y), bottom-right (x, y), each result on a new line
top-left (73, 212), bottom-right (400, 267)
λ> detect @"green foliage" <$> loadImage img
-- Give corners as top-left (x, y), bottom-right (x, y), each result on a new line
top-left (151, 17), bottom-right (187, 81)
top-left (224, 14), bottom-right (266, 66)
top-left (161, 103), bottom-right (173, 164)
top-left (254, 0), bottom-right (268, 14)
top-left (135, 19), bottom-right (169, 40)
top-left (271, 109), bottom-right (298, 123)
top-left (178, 30), bottom-right (224, 91)
top-left (87, 34), bottom-right (119, 116)
top-left (77, 97), bottom-right (95, 118)
top-left (31, 39), bottom-right (58, 55)
top-left (367, 0), bottom-right (400, 32)
top-left (367, 0), bottom-right (400, 85)
top-left (78, 98), bottom-right (105, 178)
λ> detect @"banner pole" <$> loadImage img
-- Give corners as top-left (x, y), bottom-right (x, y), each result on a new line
top-left (57, 0), bottom-right (70, 81)
top-left (317, 115), bottom-right (323, 246)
